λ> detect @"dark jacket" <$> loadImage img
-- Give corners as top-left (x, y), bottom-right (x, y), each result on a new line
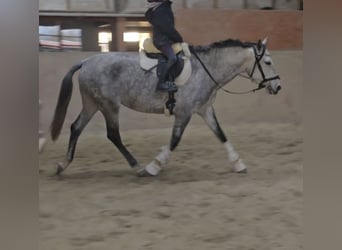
top-left (145, 1), bottom-right (183, 49)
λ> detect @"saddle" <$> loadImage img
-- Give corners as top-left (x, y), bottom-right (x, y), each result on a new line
top-left (140, 38), bottom-right (192, 86)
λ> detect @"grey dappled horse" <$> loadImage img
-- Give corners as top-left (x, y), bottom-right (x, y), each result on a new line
top-left (50, 38), bottom-right (281, 176)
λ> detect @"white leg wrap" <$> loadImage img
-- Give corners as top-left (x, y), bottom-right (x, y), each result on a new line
top-left (224, 142), bottom-right (239, 162)
top-left (233, 159), bottom-right (247, 172)
top-left (39, 137), bottom-right (46, 153)
top-left (145, 160), bottom-right (162, 176)
top-left (145, 146), bottom-right (171, 176)
top-left (155, 145), bottom-right (171, 165)
top-left (224, 142), bottom-right (247, 172)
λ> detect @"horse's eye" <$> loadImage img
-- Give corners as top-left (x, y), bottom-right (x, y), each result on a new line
top-left (265, 61), bottom-right (271, 65)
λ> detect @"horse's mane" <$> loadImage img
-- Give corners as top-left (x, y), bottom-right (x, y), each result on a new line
top-left (189, 39), bottom-right (255, 53)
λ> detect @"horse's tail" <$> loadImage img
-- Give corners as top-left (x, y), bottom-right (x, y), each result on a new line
top-left (50, 62), bottom-right (83, 141)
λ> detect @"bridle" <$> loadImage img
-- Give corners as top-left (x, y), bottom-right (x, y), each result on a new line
top-left (246, 45), bottom-right (281, 90)
top-left (191, 43), bottom-right (280, 95)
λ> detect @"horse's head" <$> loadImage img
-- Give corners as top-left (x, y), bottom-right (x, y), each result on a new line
top-left (245, 38), bottom-right (282, 95)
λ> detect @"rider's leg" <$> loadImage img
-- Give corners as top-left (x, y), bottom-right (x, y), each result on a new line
top-left (156, 43), bottom-right (178, 92)
top-left (160, 43), bottom-right (177, 62)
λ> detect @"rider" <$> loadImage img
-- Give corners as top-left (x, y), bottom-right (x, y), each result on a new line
top-left (145, 0), bottom-right (183, 92)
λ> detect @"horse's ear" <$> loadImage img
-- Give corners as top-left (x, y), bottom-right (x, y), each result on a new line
top-left (257, 40), bottom-right (262, 50)
top-left (262, 37), bottom-right (268, 46)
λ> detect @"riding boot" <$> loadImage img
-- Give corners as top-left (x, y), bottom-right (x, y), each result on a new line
top-left (156, 58), bottom-right (178, 92)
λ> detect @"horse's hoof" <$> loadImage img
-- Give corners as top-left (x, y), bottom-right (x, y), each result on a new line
top-left (55, 163), bottom-right (64, 175)
top-left (136, 168), bottom-right (153, 177)
top-left (132, 165), bottom-right (152, 177)
top-left (233, 159), bottom-right (247, 174)
top-left (145, 162), bottom-right (161, 176)
top-left (236, 168), bottom-right (248, 174)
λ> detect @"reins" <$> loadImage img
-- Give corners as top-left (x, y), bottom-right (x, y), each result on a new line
top-left (190, 44), bottom-right (280, 95)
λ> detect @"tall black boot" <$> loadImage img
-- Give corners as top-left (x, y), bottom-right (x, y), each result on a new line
top-left (156, 58), bottom-right (178, 92)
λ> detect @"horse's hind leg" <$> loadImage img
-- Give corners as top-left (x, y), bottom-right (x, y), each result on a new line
top-left (198, 105), bottom-right (247, 173)
top-left (102, 107), bottom-right (141, 171)
top-left (56, 100), bottom-right (97, 175)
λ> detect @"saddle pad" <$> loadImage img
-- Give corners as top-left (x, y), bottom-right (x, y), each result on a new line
top-left (143, 38), bottom-right (183, 54)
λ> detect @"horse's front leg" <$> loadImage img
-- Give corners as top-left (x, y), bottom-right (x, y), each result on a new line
top-left (198, 106), bottom-right (247, 173)
top-left (138, 115), bottom-right (191, 176)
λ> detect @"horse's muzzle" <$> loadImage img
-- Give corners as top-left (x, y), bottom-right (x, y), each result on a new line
top-left (275, 86), bottom-right (282, 94)
top-left (267, 84), bottom-right (282, 95)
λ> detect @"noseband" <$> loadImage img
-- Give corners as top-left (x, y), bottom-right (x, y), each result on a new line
top-left (191, 43), bottom-right (280, 94)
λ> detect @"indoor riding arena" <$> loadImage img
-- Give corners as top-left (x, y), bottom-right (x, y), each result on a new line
top-left (39, 2), bottom-right (303, 250)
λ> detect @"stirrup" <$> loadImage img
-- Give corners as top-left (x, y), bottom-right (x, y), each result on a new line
top-left (156, 81), bottom-right (178, 92)
top-left (164, 89), bottom-right (177, 116)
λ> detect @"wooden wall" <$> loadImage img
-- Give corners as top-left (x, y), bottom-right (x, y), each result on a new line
top-left (175, 10), bottom-right (302, 50)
